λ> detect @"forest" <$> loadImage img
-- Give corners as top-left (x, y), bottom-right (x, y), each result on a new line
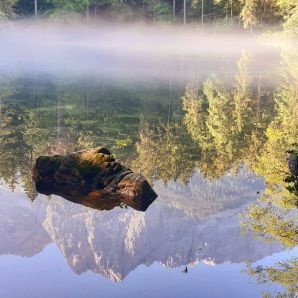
top-left (0, 0), bottom-right (297, 34)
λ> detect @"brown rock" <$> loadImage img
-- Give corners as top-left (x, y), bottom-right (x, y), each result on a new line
top-left (33, 147), bottom-right (157, 211)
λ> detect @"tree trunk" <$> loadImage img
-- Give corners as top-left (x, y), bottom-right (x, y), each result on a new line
top-left (168, 78), bottom-right (172, 124)
top-left (57, 95), bottom-right (61, 148)
top-left (201, 0), bottom-right (204, 25)
top-left (230, 0), bottom-right (233, 17)
top-left (85, 80), bottom-right (89, 117)
top-left (183, 0), bottom-right (186, 25)
top-left (260, 5), bottom-right (266, 24)
top-left (34, 0), bottom-right (38, 16)
top-left (173, 0), bottom-right (176, 19)
top-left (257, 74), bottom-right (262, 117)
top-left (86, 5), bottom-right (90, 22)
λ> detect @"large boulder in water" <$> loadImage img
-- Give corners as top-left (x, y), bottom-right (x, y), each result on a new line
top-left (33, 147), bottom-right (157, 211)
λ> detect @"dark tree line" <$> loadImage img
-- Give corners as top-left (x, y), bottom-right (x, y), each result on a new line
top-left (0, 0), bottom-right (297, 33)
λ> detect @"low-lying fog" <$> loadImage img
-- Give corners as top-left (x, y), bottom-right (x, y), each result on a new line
top-left (0, 21), bottom-right (282, 82)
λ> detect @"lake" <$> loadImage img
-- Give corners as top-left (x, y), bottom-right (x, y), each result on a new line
top-left (0, 24), bottom-right (297, 298)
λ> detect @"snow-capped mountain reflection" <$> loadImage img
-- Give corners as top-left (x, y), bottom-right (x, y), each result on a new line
top-left (0, 168), bottom-right (282, 282)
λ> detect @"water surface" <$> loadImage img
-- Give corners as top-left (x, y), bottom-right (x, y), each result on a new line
top-left (0, 26), bottom-right (297, 298)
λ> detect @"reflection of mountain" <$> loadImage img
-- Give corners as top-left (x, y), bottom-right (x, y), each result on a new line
top-left (38, 199), bottom-right (282, 282)
top-left (0, 188), bottom-right (50, 257)
top-left (155, 167), bottom-right (265, 218)
top-left (0, 168), bottom-right (282, 282)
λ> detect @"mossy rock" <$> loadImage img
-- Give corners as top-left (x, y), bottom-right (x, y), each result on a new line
top-left (33, 147), bottom-right (157, 211)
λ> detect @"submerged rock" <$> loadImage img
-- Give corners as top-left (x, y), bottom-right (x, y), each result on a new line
top-left (33, 147), bottom-right (157, 211)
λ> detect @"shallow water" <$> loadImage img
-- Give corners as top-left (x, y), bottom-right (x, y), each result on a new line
top-left (0, 25), bottom-right (297, 298)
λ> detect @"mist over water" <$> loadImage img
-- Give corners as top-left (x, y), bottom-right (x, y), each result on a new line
top-left (0, 21), bottom-right (281, 82)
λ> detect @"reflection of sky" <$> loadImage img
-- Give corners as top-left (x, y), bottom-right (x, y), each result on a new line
top-left (0, 244), bottom-right (295, 298)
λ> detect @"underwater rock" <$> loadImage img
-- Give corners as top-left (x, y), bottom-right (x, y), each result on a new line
top-left (33, 147), bottom-right (157, 211)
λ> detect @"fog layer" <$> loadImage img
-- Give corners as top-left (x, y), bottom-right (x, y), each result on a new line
top-left (0, 21), bottom-right (281, 81)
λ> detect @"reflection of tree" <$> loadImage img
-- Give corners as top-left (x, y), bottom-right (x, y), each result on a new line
top-left (182, 52), bottom-right (274, 179)
top-left (0, 73), bottom-right (15, 116)
top-left (241, 203), bottom-right (298, 247)
top-left (241, 49), bottom-right (298, 245)
top-left (180, 51), bottom-right (297, 298)
top-left (253, 51), bottom-right (298, 197)
top-left (0, 103), bottom-right (37, 199)
top-left (234, 53), bottom-right (250, 131)
top-left (252, 84), bottom-right (298, 209)
top-left (246, 258), bottom-right (298, 298)
top-left (46, 81), bottom-right (141, 155)
top-left (241, 49), bottom-right (298, 298)
top-left (0, 77), bottom-right (191, 196)
top-left (132, 119), bottom-right (199, 184)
